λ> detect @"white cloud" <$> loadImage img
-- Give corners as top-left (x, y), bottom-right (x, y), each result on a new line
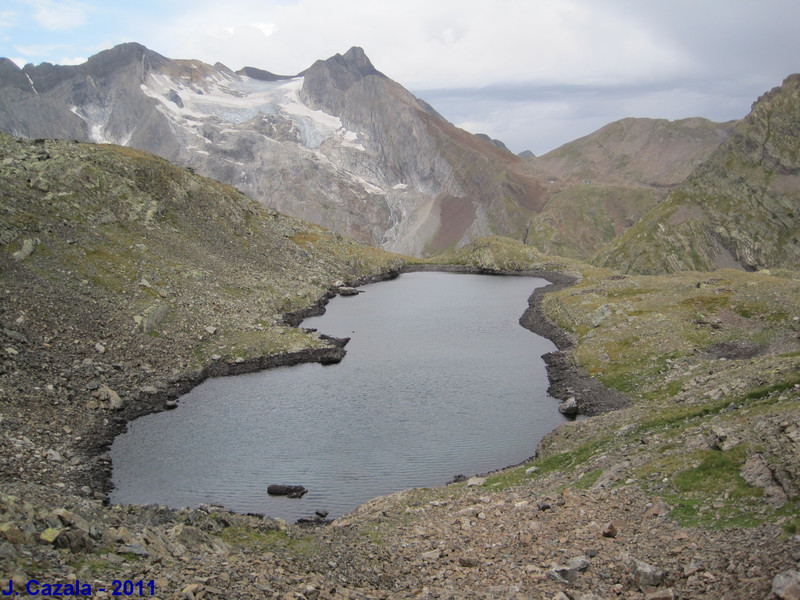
top-left (26, 0), bottom-right (89, 31)
top-left (0, 9), bottom-right (18, 30)
top-left (250, 22), bottom-right (276, 38)
top-left (140, 0), bottom-right (690, 89)
top-left (7, 0), bottom-right (799, 153)
top-left (58, 55), bottom-right (86, 65)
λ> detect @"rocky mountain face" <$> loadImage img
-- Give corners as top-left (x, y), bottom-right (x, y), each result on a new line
top-left (0, 44), bottom-right (544, 256)
top-left (517, 117), bottom-right (736, 258)
top-left (597, 74), bottom-right (800, 273)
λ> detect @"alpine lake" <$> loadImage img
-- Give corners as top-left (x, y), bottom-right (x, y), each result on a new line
top-left (110, 271), bottom-right (567, 522)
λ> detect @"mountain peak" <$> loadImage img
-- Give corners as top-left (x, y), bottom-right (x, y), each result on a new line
top-left (301, 46), bottom-right (383, 83)
top-left (236, 66), bottom-right (293, 82)
top-left (299, 47), bottom-right (384, 113)
top-left (83, 42), bottom-right (170, 78)
top-left (338, 46), bottom-right (380, 77)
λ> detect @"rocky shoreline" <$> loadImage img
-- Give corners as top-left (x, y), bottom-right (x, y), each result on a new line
top-left (3, 264), bottom-right (798, 599)
top-left (87, 264), bottom-right (617, 509)
top-left (83, 267), bottom-right (407, 501)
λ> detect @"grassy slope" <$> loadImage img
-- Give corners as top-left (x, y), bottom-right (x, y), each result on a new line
top-left (432, 237), bottom-right (800, 533)
top-left (517, 117), bottom-right (736, 259)
top-left (0, 134), bottom-right (405, 369)
top-left (596, 75), bottom-right (800, 273)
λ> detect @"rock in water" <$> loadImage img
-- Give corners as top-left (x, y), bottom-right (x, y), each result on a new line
top-left (267, 484), bottom-right (308, 498)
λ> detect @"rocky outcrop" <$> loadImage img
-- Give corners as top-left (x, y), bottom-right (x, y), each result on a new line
top-left (596, 74), bottom-right (800, 273)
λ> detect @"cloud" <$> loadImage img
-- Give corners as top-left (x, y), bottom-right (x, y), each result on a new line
top-left (5, 0), bottom-right (800, 154)
top-left (140, 0), bottom-right (691, 88)
top-left (250, 22), bottom-right (276, 38)
top-left (26, 0), bottom-right (89, 31)
top-left (58, 55), bottom-right (86, 65)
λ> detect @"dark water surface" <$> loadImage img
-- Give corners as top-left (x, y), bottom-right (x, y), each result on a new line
top-left (110, 272), bottom-right (565, 522)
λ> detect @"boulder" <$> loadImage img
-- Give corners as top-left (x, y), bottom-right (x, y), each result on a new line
top-left (267, 484), bottom-right (308, 498)
top-left (558, 397), bottom-right (579, 416)
top-left (773, 570), bottom-right (800, 600)
top-left (633, 559), bottom-right (664, 587)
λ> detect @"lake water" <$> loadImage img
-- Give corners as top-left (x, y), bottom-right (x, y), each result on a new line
top-left (109, 271), bottom-right (565, 522)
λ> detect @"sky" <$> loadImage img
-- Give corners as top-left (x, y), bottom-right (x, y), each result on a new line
top-left (2, 0), bottom-right (800, 155)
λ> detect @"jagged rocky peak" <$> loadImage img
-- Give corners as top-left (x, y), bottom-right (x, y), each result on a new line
top-left (321, 46), bottom-right (383, 81)
top-left (0, 58), bottom-right (30, 92)
top-left (300, 46), bottom-right (385, 112)
top-left (475, 133), bottom-right (511, 153)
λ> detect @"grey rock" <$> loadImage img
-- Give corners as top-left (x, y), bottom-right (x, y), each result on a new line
top-left (567, 556), bottom-right (591, 571)
top-left (100, 385), bottom-right (124, 410)
top-left (547, 566), bottom-right (577, 584)
top-left (601, 522), bottom-right (617, 538)
top-left (558, 397), bottom-right (579, 416)
top-left (645, 589), bottom-right (675, 600)
top-left (590, 304), bottom-right (612, 327)
top-left (118, 543), bottom-right (148, 557)
top-left (633, 559), bottom-right (664, 587)
top-left (12, 238), bottom-right (38, 261)
top-left (740, 453), bottom-right (787, 506)
top-left (267, 484), bottom-right (308, 498)
top-left (458, 554), bottom-right (479, 567)
top-left (773, 570), bottom-right (800, 600)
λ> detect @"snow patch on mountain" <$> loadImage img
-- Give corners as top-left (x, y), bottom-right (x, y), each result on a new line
top-left (140, 71), bottom-right (363, 151)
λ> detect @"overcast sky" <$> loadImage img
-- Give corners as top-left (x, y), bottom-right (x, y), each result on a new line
top-left (2, 0), bottom-right (799, 155)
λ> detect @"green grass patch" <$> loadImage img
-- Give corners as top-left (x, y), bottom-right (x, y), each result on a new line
top-left (485, 436), bottom-right (611, 490)
top-left (742, 375), bottom-right (800, 402)
top-left (639, 445), bottom-right (777, 529)
top-left (636, 397), bottom-right (734, 432)
top-left (734, 301), bottom-right (769, 319)
top-left (672, 445), bottom-right (760, 499)
top-left (218, 526), bottom-right (316, 556)
top-left (573, 468), bottom-right (604, 490)
top-left (680, 294), bottom-right (731, 312)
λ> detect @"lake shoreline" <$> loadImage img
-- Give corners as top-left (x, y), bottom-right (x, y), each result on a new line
top-left (87, 264), bottom-right (626, 506)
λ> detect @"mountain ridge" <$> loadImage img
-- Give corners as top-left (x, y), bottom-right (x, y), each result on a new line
top-left (0, 43), bottom-right (545, 256)
top-left (0, 42), bottom-right (739, 260)
top-left (596, 73), bottom-right (800, 273)
top-left (516, 116), bottom-right (737, 258)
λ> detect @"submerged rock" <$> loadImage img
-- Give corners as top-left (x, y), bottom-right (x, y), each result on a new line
top-left (267, 484), bottom-right (308, 498)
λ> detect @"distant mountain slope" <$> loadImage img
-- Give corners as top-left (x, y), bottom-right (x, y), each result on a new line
top-left (516, 117), bottom-right (736, 258)
top-left (596, 75), bottom-right (800, 273)
top-left (0, 44), bottom-right (542, 256)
